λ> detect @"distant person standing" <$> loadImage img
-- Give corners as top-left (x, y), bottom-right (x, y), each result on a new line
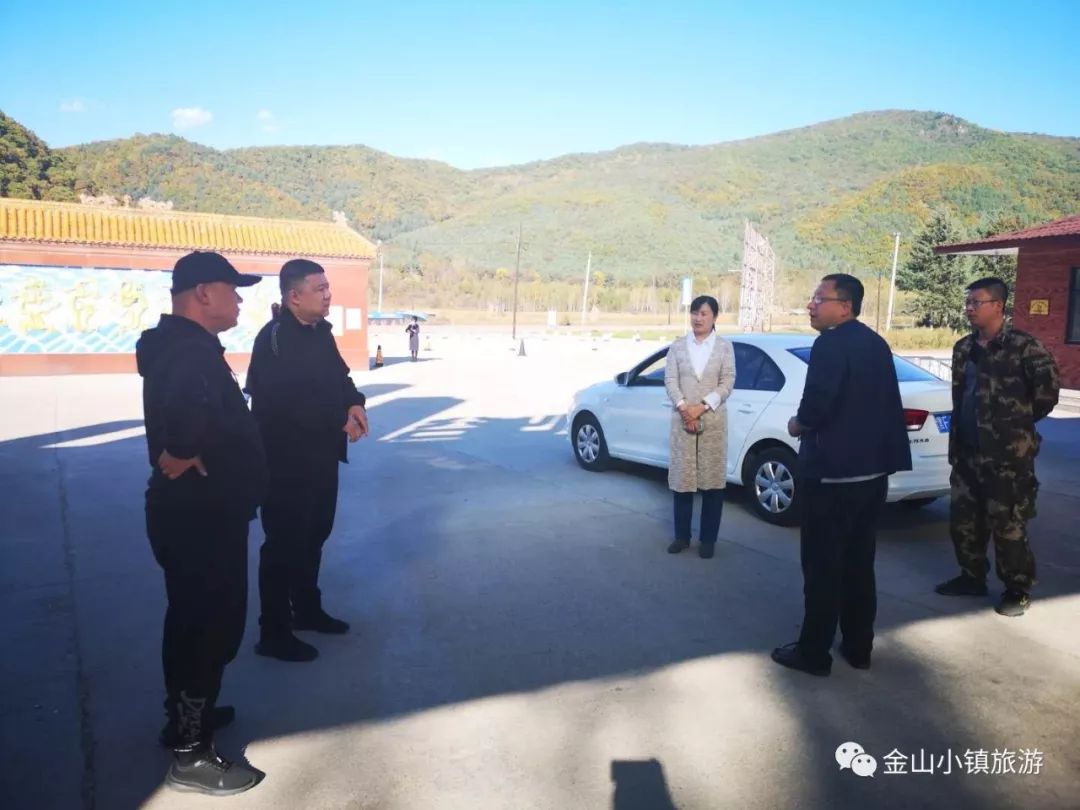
top-left (663, 295), bottom-right (736, 559)
top-left (406, 316), bottom-right (420, 361)
top-left (772, 274), bottom-right (911, 676)
top-left (246, 259), bottom-right (369, 662)
top-left (136, 251), bottom-right (265, 795)
top-left (935, 277), bottom-right (1059, 616)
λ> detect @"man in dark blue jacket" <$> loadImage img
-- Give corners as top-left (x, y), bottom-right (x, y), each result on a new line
top-left (137, 251), bottom-right (266, 795)
top-left (771, 274), bottom-right (911, 676)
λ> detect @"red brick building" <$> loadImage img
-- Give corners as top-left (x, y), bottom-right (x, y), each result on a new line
top-left (0, 199), bottom-right (374, 375)
top-left (936, 213), bottom-right (1080, 389)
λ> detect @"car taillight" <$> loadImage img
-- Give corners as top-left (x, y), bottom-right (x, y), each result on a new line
top-left (903, 408), bottom-right (929, 432)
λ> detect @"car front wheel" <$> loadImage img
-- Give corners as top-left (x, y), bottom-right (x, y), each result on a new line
top-left (572, 413), bottom-right (610, 472)
top-left (746, 446), bottom-right (800, 526)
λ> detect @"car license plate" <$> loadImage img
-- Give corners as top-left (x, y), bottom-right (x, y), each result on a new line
top-left (934, 413), bottom-right (951, 433)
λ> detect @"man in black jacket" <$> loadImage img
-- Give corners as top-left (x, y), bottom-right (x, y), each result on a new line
top-left (246, 259), bottom-right (368, 662)
top-left (137, 251), bottom-right (267, 795)
top-left (771, 274), bottom-right (912, 676)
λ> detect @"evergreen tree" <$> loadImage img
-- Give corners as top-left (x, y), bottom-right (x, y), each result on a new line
top-left (968, 213), bottom-right (1025, 308)
top-left (898, 209), bottom-right (969, 329)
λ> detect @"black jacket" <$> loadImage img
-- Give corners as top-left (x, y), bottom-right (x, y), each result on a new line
top-left (245, 308), bottom-right (365, 475)
top-left (795, 319), bottom-right (913, 480)
top-left (136, 314), bottom-right (268, 517)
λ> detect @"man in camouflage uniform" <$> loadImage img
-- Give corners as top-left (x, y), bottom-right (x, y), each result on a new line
top-left (935, 277), bottom-right (1060, 616)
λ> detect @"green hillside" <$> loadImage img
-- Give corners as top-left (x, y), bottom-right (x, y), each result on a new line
top-left (3, 109), bottom-right (1078, 311)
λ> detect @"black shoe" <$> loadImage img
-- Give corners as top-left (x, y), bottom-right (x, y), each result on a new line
top-left (255, 631), bottom-right (319, 662)
top-left (698, 543), bottom-right (715, 559)
top-left (166, 743), bottom-right (261, 796)
top-left (293, 609), bottom-right (350, 635)
top-left (667, 539), bottom-right (690, 554)
top-left (838, 643), bottom-right (871, 670)
top-left (159, 706), bottom-right (235, 748)
top-left (934, 574), bottom-right (988, 597)
top-left (995, 590), bottom-right (1030, 617)
top-left (771, 642), bottom-right (831, 676)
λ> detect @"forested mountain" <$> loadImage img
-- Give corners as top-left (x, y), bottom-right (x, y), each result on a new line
top-left (3, 109), bottom-right (1077, 311)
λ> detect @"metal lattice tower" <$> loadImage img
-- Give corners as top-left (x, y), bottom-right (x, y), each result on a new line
top-left (738, 220), bottom-right (775, 332)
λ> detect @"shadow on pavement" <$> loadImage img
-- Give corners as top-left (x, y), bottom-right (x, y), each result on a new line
top-left (368, 354), bottom-right (436, 369)
top-left (2, 400), bottom-right (1078, 808)
top-left (611, 758), bottom-right (678, 810)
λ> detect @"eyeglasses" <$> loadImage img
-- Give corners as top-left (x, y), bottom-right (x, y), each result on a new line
top-left (963, 298), bottom-right (1001, 309)
top-left (809, 295), bottom-right (849, 306)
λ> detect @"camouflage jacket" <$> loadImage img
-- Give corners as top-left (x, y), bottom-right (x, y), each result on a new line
top-left (949, 323), bottom-right (1060, 466)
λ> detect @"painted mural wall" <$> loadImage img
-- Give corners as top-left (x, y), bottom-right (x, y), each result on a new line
top-left (0, 264), bottom-right (281, 354)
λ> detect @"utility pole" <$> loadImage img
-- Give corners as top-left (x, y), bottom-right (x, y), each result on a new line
top-left (580, 250), bottom-right (592, 327)
top-left (886, 231), bottom-right (901, 331)
top-left (376, 240), bottom-right (384, 313)
top-left (512, 223), bottom-right (522, 341)
top-left (875, 270), bottom-right (883, 332)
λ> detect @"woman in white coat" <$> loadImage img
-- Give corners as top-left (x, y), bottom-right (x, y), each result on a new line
top-left (663, 295), bottom-right (736, 558)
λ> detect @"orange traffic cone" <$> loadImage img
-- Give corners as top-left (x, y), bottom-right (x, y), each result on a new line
top-left (374, 345), bottom-right (384, 368)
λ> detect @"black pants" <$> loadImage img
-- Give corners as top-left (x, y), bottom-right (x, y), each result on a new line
top-left (258, 464), bottom-right (339, 633)
top-left (673, 489), bottom-right (725, 545)
top-left (146, 504), bottom-right (249, 738)
top-left (797, 476), bottom-right (887, 663)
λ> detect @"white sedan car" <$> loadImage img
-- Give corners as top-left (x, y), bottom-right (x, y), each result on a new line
top-left (567, 333), bottom-right (952, 525)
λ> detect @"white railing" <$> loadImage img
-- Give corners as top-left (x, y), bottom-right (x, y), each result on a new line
top-left (904, 355), bottom-right (952, 381)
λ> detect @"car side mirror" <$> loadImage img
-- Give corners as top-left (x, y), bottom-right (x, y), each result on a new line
top-left (615, 371), bottom-right (629, 386)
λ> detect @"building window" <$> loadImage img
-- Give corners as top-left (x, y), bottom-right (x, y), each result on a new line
top-left (1070, 267), bottom-right (1080, 344)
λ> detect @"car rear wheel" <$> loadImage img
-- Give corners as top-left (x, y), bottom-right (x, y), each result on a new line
top-left (746, 446), bottom-right (800, 526)
top-left (573, 413), bottom-right (610, 472)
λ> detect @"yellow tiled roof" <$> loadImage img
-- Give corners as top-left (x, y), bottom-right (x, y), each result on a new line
top-left (0, 198), bottom-right (375, 259)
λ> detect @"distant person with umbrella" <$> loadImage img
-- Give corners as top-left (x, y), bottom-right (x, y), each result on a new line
top-left (406, 316), bottom-right (420, 361)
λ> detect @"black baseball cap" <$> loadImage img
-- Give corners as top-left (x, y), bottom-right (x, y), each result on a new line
top-left (170, 251), bottom-right (262, 294)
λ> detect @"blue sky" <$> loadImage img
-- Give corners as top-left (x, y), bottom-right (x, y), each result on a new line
top-left (2, 0), bottom-right (1078, 169)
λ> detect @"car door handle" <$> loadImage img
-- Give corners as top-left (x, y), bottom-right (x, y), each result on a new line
top-left (737, 406), bottom-right (756, 414)
top-left (661, 402), bottom-right (673, 408)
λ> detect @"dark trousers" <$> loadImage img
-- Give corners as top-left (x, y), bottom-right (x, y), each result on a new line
top-left (673, 489), bottom-right (725, 545)
top-left (797, 476), bottom-right (887, 663)
top-left (258, 464), bottom-right (339, 633)
top-left (146, 504), bottom-right (249, 740)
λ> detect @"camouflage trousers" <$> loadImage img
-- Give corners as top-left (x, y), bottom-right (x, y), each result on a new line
top-left (949, 453), bottom-right (1038, 592)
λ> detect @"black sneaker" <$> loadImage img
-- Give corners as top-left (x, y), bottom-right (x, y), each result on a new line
top-left (770, 642), bottom-right (831, 676)
top-left (667, 539), bottom-right (690, 554)
top-left (698, 543), bottom-right (715, 559)
top-left (255, 631), bottom-right (319, 662)
top-left (166, 743), bottom-right (261, 796)
top-left (293, 610), bottom-right (350, 635)
top-left (934, 574), bottom-right (988, 597)
top-left (995, 590), bottom-right (1030, 617)
top-left (159, 705), bottom-right (235, 748)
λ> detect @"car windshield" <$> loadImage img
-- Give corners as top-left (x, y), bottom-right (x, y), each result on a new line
top-left (787, 346), bottom-right (941, 382)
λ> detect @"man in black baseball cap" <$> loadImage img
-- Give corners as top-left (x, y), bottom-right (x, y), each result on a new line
top-left (170, 250), bottom-right (262, 295)
top-left (135, 251), bottom-right (267, 795)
